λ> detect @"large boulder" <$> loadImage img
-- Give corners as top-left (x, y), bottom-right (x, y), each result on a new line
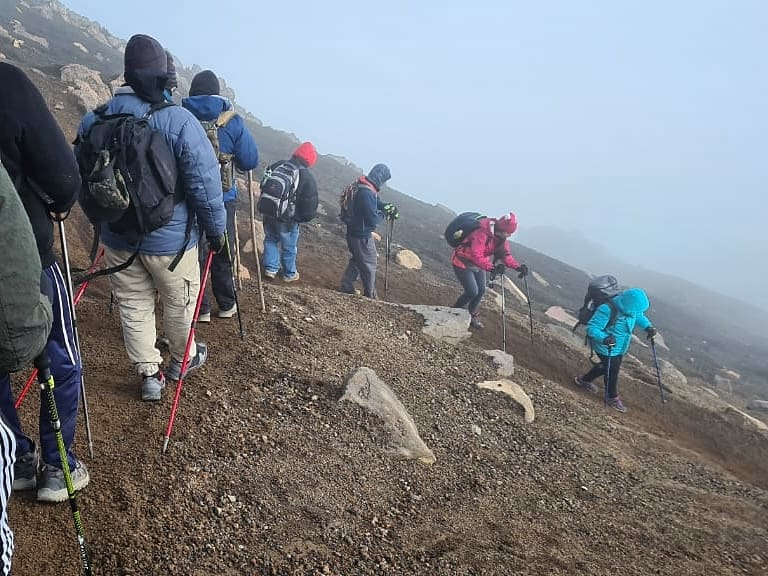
top-left (242, 220), bottom-right (266, 256)
top-left (545, 306), bottom-right (577, 327)
top-left (60, 64), bottom-right (111, 111)
top-left (341, 367), bottom-right (435, 464)
top-left (395, 249), bottom-right (422, 270)
top-left (402, 305), bottom-right (472, 345)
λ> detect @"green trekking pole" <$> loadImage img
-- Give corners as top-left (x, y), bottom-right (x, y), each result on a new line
top-left (34, 353), bottom-right (92, 576)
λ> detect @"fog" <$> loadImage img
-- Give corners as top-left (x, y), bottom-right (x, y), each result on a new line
top-left (65, 0), bottom-right (768, 309)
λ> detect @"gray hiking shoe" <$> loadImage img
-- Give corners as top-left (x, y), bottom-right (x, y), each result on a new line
top-left (141, 371), bottom-right (166, 402)
top-left (574, 375), bottom-right (599, 395)
top-left (37, 459), bottom-right (90, 503)
top-left (165, 342), bottom-right (208, 381)
top-left (469, 316), bottom-right (485, 330)
top-left (13, 446), bottom-right (39, 491)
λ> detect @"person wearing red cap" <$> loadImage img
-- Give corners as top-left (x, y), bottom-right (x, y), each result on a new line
top-left (260, 142), bottom-right (319, 282)
top-left (451, 213), bottom-right (528, 329)
top-left (182, 70), bottom-right (259, 321)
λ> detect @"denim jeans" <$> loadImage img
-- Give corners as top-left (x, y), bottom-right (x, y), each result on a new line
top-left (452, 264), bottom-right (486, 315)
top-left (263, 219), bottom-right (300, 278)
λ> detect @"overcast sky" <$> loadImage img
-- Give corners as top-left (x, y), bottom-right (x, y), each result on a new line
top-left (64, 0), bottom-right (768, 309)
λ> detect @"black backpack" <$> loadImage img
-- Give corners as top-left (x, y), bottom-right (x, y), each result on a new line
top-left (257, 161), bottom-right (300, 220)
top-left (75, 102), bottom-right (179, 236)
top-left (573, 275), bottom-right (620, 332)
top-left (444, 212), bottom-right (485, 247)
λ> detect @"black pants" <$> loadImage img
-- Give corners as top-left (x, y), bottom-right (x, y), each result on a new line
top-left (199, 201), bottom-right (236, 314)
top-left (582, 353), bottom-right (623, 399)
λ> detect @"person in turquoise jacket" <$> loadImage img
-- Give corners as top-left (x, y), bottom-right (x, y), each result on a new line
top-left (573, 287), bottom-right (658, 412)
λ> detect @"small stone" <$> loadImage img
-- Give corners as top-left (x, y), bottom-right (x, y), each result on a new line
top-left (261, 435), bottom-right (268, 442)
top-left (311, 395), bottom-right (319, 401)
top-left (471, 424), bottom-right (482, 436)
top-left (206, 390), bottom-right (212, 397)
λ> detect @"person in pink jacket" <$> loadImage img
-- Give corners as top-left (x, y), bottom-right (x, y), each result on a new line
top-left (451, 213), bottom-right (528, 329)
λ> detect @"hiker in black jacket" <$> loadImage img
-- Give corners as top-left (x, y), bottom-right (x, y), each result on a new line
top-left (0, 62), bottom-right (90, 503)
top-left (260, 141), bottom-right (319, 282)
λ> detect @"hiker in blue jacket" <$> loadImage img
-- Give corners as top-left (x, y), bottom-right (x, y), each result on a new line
top-left (574, 287), bottom-right (658, 412)
top-left (76, 34), bottom-right (227, 402)
top-left (340, 163), bottom-right (397, 299)
top-left (183, 70), bottom-right (259, 321)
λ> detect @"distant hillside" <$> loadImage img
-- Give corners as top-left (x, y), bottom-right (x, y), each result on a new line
top-left (1, 0), bottom-right (766, 396)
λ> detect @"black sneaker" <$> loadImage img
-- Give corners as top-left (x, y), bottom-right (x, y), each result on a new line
top-left (469, 316), bottom-right (485, 330)
top-left (574, 375), bottom-right (599, 394)
top-left (13, 446), bottom-right (38, 491)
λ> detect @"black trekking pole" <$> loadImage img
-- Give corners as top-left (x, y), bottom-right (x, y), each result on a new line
top-left (650, 338), bottom-right (666, 404)
top-left (604, 353), bottom-right (612, 408)
top-left (57, 219), bottom-right (94, 458)
top-left (225, 232), bottom-right (245, 339)
top-left (34, 353), bottom-right (92, 576)
top-left (383, 216), bottom-right (394, 300)
top-left (500, 272), bottom-right (507, 352)
top-left (519, 270), bottom-right (534, 343)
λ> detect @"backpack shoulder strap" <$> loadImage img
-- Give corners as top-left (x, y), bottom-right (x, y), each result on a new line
top-left (145, 101), bottom-right (175, 119)
top-left (216, 110), bottom-right (237, 128)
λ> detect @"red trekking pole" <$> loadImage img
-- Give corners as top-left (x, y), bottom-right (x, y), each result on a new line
top-left (162, 250), bottom-right (214, 454)
top-left (15, 246), bottom-right (105, 409)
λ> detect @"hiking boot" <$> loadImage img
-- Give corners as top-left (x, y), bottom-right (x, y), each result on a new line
top-left (264, 270), bottom-right (277, 280)
top-left (166, 342), bottom-right (208, 381)
top-left (198, 311), bottom-right (211, 323)
top-left (469, 316), bottom-right (485, 330)
top-left (283, 272), bottom-right (300, 283)
top-left (141, 371), bottom-right (166, 402)
top-left (13, 447), bottom-right (39, 491)
top-left (574, 375), bottom-right (599, 394)
top-left (217, 304), bottom-right (237, 319)
top-left (37, 459), bottom-right (90, 503)
top-left (608, 396), bottom-right (627, 413)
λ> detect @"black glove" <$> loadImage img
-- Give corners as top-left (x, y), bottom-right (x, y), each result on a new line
top-left (646, 327), bottom-right (657, 340)
top-left (517, 263), bottom-right (529, 278)
top-left (383, 203), bottom-right (400, 219)
top-left (489, 263), bottom-right (505, 282)
top-left (603, 335), bottom-right (616, 347)
top-left (207, 233), bottom-right (227, 255)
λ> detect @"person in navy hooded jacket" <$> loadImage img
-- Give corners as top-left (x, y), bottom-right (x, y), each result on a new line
top-left (183, 70), bottom-right (259, 322)
top-left (76, 34), bottom-right (227, 402)
top-left (339, 163), bottom-right (396, 299)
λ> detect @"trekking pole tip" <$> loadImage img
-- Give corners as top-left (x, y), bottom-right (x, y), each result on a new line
top-left (161, 437), bottom-right (170, 454)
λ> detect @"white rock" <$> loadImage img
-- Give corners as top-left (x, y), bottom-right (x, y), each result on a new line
top-left (484, 349), bottom-right (514, 377)
top-left (401, 305), bottom-right (472, 345)
top-left (60, 64), bottom-right (111, 111)
top-left (395, 249), bottom-right (422, 270)
top-left (477, 379), bottom-right (535, 423)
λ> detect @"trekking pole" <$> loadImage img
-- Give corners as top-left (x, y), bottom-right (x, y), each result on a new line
top-left (384, 216), bottom-right (394, 300)
top-left (225, 232), bottom-right (245, 339)
top-left (248, 170), bottom-right (266, 313)
top-left (15, 247), bottom-right (105, 409)
top-left (520, 271), bottom-right (534, 343)
top-left (604, 353), bottom-right (612, 408)
top-left (57, 219), bottom-right (94, 459)
top-left (650, 338), bottom-right (666, 404)
top-left (233, 209), bottom-right (243, 290)
top-left (34, 353), bottom-right (92, 576)
top-left (500, 272), bottom-right (507, 353)
top-left (163, 250), bottom-right (214, 454)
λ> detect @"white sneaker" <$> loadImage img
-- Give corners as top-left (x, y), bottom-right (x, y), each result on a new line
top-left (198, 311), bottom-right (211, 323)
top-left (217, 304), bottom-right (237, 318)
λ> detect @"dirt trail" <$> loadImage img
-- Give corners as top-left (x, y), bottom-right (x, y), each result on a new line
top-left (6, 221), bottom-right (768, 576)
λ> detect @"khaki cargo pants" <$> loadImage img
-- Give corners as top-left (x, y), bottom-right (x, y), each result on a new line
top-left (104, 246), bottom-right (200, 378)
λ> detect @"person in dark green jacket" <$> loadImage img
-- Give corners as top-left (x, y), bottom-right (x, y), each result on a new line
top-left (0, 159), bottom-right (53, 576)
